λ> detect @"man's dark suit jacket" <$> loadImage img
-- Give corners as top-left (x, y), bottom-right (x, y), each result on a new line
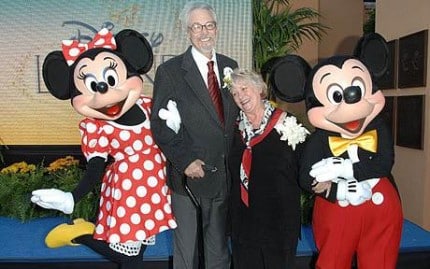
top-left (151, 46), bottom-right (238, 198)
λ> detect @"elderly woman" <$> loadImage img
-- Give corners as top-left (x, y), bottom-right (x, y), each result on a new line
top-left (227, 68), bottom-right (309, 269)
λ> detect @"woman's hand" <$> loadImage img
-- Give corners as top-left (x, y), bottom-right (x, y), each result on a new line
top-left (312, 180), bottom-right (332, 198)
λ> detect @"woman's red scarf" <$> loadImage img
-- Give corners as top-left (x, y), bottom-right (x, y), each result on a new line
top-left (240, 108), bottom-right (282, 207)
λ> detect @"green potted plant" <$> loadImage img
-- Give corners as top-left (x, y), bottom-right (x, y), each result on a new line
top-left (253, 0), bottom-right (327, 72)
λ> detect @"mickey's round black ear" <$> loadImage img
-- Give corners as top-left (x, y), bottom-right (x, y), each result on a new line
top-left (42, 51), bottom-right (71, 100)
top-left (260, 56), bottom-right (282, 82)
top-left (269, 54), bottom-right (310, 103)
top-left (354, 33), bottom-right (389, 79)
top-left (115, 29), bottom-right (153, 74)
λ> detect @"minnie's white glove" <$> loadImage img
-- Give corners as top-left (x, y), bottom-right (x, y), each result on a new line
top-left (310, 157), bottom-right (353, 182)
top-left (158, 100), bottom-right (181, 134)
top-left (337, 179), bottom-right (372, 206)
top-left (31, 188), bottom-right (74, 214)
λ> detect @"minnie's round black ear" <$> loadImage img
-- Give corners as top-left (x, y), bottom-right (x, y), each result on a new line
top-left (115, 29), bottom-right (153, 74)
top-left (42, 51), bottom-right (71, 100)
top-left (354, 33), bottom-right (389, 79)
top-left (269, 54), bottom-right (310, 103)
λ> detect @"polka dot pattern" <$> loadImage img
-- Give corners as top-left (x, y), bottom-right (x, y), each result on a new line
top-left (61, 28), bottom-right (117, 66)
top-left (79, 97), bottom-right (176, 243)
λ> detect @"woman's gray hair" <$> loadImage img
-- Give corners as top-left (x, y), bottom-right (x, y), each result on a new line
top-left (230, 68), bottom-right (268, 98)
top-left (179, 1), bottom-right (217, 32)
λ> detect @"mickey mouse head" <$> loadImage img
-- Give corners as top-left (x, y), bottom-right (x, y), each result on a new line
top-left (269, 33), bottom-right (389, 139)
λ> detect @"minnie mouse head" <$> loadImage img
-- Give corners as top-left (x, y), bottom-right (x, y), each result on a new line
top-left (269, 33), bottom-right (389, 139)
top-left (42, 28), bottom-right (153, 121)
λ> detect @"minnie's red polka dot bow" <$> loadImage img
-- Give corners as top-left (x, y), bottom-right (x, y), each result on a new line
top-left (61, 28), bottom-right (117, 66)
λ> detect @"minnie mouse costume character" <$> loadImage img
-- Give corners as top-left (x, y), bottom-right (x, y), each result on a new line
top-left (31, 28), bottom-right (177, 269)
top-left (270, 33), bottom-right (403, 269)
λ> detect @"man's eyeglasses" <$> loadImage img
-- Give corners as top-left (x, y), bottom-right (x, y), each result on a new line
top-left (188, 22), bottom-right (217, 33)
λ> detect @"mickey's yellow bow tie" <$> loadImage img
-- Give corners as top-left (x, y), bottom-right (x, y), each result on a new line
top-left (328, 129), bottom-right (378, 156)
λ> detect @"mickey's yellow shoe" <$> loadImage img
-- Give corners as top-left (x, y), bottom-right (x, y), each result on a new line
top-left (45, 219), bottom-right (95, 248)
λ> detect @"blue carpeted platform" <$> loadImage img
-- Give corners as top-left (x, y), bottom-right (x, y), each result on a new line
top-left (0, 217), bottom-right (171, 263)
top-left (0, 217), bottom-right (429, 263)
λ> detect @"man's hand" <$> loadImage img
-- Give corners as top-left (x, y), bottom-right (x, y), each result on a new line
top-left (184, 159), bottom-right (205, 179)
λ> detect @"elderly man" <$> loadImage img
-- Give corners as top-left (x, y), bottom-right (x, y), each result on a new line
top-left (151, 2), bottom-right (238, 269)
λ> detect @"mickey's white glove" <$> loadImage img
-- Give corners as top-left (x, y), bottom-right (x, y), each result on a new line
top-left (337, 179), bottom-right (372, 206)
top-left (31, 188), bottom-right (74, 214)
top-left (310, 157), bottom-right (353, 182)
top-left (158, 100), bottom-right (181, 134)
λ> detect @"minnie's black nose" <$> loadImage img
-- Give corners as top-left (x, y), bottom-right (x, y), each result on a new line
top-left (96, 82), bottom-right (108, 94)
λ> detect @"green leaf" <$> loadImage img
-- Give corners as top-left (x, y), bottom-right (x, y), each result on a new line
top-left (253, 0), bottom-right (329, 73)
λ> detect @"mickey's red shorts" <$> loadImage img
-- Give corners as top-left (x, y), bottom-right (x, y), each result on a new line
top-left (313, 178), bottom-right (403, 269)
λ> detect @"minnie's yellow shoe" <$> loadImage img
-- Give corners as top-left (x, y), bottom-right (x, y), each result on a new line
top-left (45, 219), bottom-right (95, 248)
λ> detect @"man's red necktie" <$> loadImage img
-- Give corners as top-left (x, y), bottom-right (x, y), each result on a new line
top-left (207, 61), bottom-right (224, 124)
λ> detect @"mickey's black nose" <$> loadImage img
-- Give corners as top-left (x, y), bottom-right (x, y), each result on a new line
top-left (344, 86), bottom-right (361, 104)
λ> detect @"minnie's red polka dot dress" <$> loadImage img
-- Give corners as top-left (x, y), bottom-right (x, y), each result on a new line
top-left (79, 97), bottom-right (177, 244)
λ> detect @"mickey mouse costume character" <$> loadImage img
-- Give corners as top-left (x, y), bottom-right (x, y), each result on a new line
top-left (270, 33), bottom-right (403, 269)
top-left (31, 28), bottom-right (177, 269)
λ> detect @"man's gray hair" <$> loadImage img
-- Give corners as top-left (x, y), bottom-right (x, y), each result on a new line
top-left (179, 1), bottom-right (217, 32)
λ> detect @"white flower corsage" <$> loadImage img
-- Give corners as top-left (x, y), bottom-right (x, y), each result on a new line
top-left (274, 115), bottom-right (309, 150)
top-left (222, 67), bottom-right (234, 90)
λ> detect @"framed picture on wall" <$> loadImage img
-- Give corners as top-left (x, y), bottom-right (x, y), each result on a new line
top-left (396, 95), bottom-right (425, 149)
top-left (397, 30), bottom-right (428, 88)
top-left (378, 40), bottom-right (397, 90)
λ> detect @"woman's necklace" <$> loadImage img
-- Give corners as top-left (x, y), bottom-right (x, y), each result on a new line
top-left (239, 100), bottom-right (275, 143)
top-left (248, 112), bottom-right (263, 129)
